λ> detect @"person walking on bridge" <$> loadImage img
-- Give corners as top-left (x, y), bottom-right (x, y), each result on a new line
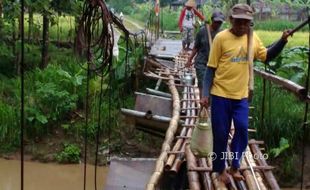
top-left (185, 11), bottom-right (225, 98)
top-left (201, 3), bottom-right (292, 184)
top-left (178, 0), bottom-right (205, 51)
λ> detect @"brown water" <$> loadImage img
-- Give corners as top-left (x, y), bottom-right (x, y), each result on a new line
top-left (0, 158), bottom-right (108, 190)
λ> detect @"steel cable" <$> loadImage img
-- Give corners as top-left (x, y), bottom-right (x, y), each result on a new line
top-left (300, 12), bottom-right (310, 190)
top-left (20, 0), bottom-right (25, 189)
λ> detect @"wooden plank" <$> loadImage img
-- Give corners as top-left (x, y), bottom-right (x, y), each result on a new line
top-left (149, 38), bottom-right (183, 59)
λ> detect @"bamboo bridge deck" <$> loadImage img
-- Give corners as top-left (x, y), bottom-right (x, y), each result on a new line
top-left (107, 38), bottom-right (280, 190)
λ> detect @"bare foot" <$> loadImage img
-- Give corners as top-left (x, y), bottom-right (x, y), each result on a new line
top-left (217, 170), bottom-right (230, 184)
top-left (229, 168), bottom-right (245, 181)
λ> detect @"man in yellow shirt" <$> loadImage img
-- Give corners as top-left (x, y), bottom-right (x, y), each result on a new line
top-left (201, 4), bottom-right (291, 184)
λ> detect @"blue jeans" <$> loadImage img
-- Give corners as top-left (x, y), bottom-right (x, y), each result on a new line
top-left (211, 95), bottom-right (249, 173)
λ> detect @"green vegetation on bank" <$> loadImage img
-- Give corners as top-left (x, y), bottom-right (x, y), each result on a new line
top-left (0, 23), bottom-right (145, 163)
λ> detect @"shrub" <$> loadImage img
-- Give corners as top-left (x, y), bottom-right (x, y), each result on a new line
top-left (55, 143), bottom-right (81, 163)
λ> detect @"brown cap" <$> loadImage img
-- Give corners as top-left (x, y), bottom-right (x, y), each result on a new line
top-left (230, 4), bottom-right (254, 20)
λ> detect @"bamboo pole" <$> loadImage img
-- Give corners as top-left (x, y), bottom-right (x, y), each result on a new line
top-left (121, 108), bottom-right (172, 122)
top-left (165, 53), bottom-right (192, 172)
top-left (146, 88), bottom-right (172, 98)
top-left (144, 57), bottom-right (162, 71)
top-left (146, 69), bottom-right (180, 190)
top-left (244, 147), bottom-right (263, 190)
top-left (144, 71), bottom-right (179, 80)
top-left (246, 146), bottom-right (268, 190)
top-left (241, 157), bottom-right (257, 190)
top-left (247, 23), bottom-right (254, 92)
top-left (169, 86), bottom-right (197, 174)
top-left (169, 153), bottom-right (185, 176)
top-left (250, 143), bottom-right (280, 190)
top-left (199, 158), bottom-right (212, 190)
top-left (188, 165), bottom-right (274, 172)
top-left (254, 68), bottom-right (309, 102)
top-left (185, 143), bottom-right (201, 190)
top-left (165, 86), bottom-right (189, 170)
top-left (155, 72), bottom-right (162, 90)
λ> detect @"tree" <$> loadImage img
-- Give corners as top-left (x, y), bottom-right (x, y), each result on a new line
top-left (3, 0), bottom-right (21, 73)
top-left (0, 0), bottom-right (3, 38)
top-left (0, 0), bottom-right (2, 15)
top-left (25, 0), bottom-right (40, 41)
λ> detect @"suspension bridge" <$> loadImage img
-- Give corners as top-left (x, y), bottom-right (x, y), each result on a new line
top-left (13, 0), bottom-right (309, 189)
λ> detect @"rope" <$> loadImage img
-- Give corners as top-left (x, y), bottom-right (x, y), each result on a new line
top-left (300, 13), bottom-right (310, 190)
top-left (76, 0), bottom-right (114, 75)
top-left (20, 0), bottom-right (25, 189)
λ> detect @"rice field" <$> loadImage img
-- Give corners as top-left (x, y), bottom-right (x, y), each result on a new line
top-left (255, 30), bottom-right (309, 48)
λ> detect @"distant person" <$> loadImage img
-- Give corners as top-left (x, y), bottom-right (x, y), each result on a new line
top-left (201, 3), bottom-right (292, 184)
top-left (119, 12), bottom-right (124, 23)
top-left (185, 11), bottom-right (225, 97)
top-left (110, 8), bottom-right (115, 14)
top-left (178, 0), bottom-right (204, 51)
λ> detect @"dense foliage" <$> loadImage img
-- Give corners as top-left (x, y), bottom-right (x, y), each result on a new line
top-left (0, 0), bottom-right (146, 164)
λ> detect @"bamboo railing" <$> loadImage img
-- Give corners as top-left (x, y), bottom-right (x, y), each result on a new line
top-left (146, 68), bottom-right (181, 190)
top-left (254, 68), bottom-right (309, 102)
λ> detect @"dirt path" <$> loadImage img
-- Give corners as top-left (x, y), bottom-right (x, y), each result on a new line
top-left (123, 16), bottom-right (143, 31)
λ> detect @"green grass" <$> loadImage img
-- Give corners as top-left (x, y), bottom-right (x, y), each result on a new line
top-left (256, 30), bottom-right (308, 48)
top-left (254, 19), bottom-right (308, 32)
top-left (49, 15), bottom-right (75, 41)
top-left (23, 14), bottom-right (75, 42)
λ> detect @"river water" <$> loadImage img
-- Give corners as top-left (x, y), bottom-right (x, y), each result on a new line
top-left (0, 158), bottom-right (108, 190)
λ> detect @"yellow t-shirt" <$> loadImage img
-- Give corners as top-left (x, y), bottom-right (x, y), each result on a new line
top-left (207, 29), bottom-right (267, 99)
